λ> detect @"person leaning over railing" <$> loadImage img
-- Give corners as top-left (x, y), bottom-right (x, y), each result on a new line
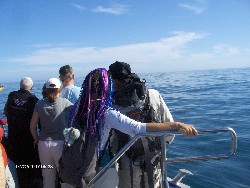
top-left (108, 61), bottom-right (175, 188)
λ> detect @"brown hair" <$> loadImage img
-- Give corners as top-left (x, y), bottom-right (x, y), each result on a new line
top-left (47, 87), bottom-right (62, 103)
top-left (59, 65), bottom-right (73, 81)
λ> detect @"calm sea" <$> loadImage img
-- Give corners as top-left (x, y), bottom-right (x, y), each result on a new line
top-left (0, 67), bottom-right (249, 188)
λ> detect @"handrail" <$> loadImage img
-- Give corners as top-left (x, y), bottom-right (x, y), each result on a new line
top-left (166, 127), bottom-right (237, 163)
top-left (88, 127), bottom-right (237, 187)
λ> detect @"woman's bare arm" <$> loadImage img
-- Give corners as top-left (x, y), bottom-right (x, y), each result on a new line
top-left (146, 122), bottom-right (198, 136)
top-left (30, 111), bottom-right (40, 141)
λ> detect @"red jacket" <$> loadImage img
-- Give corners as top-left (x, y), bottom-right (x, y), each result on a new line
top-left (0, 118), bottom-right (8, 167)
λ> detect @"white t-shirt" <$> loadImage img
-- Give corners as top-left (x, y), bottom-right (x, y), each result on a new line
top-left (100, 108), bottom-right (146, 150)
top-left (147, 89), bottom-right (174, 122)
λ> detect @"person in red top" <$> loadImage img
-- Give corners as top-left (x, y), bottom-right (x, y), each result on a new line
top-left (1, 118), bottom-right (19, 187)
top-left (0, 118), bottom-right (8, 187)
top-left (0, 118), bottom-right (18, 187)
top-left (0, 118), bottom-right (8, 167)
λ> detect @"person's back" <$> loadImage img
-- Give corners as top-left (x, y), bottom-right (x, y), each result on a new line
top-left (5, 89), bottom-right (37, 144)
top-left (58, 68), bottom-right (197, 188)
top-left (109, 61), bottom-right (174, 188)
top-left (36, 97), bottom-right (72, 140)
top-left (59, 65), bottom-right (81, 104)
top-left (30, 78), bottom-right (74, 188)
top-left (4, 77), bottom-right (42, 188)
top-left (4, 77), bottom-right (38, 163)
top-left (60, 85), bottom-right (81, 104)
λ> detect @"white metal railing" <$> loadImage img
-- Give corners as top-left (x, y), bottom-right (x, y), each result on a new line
top-left (88, 127), bottom-right (237, 188)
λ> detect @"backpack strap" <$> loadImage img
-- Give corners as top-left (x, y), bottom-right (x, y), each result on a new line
top-left (141, 165), bottom-right (145, 188)
top-left (98, 129), bottom-right (113, 167)
top-left (139, 89), bottom-right (150, 122)
top-left (141, 137), bottom-right (154, 188)
top-left (142, 90), bottom-right (160, 123)
top-left (130, 156), bottom-right (134, 188)
top-left (82, 134), bottom-right (98, 185)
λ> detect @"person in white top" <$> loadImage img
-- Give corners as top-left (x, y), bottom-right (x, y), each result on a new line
top-left (59, 65), bottom-right (81, 104)
top-left (66, 68), bottom-right (198, 188)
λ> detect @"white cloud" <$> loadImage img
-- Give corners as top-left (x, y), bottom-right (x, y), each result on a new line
top-left (3, 32), bottom-right (247, 83)
top-left (161, 31), bottom-right (205, 47)
top-left (70, 3), bottom-right (85, 11)
top-left (179, 3), bottom-right (206, 14)
top-left (93, 4), bottom-right (128, 15)
top-left (8, 32), bottom-right (206, 66)
top-left (213, 44), bottom-right (239, 56)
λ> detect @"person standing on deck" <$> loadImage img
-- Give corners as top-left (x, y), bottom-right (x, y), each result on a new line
top-left (0, 145), bottom-right (6, 187)
top-left (59, 65), bottom-right (81, 104)
top-left (0, 118), bottom-right (17, 187)
top-left (4, 77), bottom-right (43, 188)
top-left (30, 78), bottom-right (73, 188)
top-left (109, 61), bottom-right (174, 188)
top-left (60, 68), bottom-right (197, 188)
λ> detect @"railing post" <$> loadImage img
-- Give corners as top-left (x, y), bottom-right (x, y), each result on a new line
top-left (160, 135), bottom-right (169, 188)
top-left (88, 128), bottom-right (236, 187)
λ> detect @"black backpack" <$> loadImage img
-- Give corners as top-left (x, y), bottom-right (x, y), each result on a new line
top-left (59, 133), bottom-right (97, 187)
top-left (113, 80), bottom-right (162, 188)
top-left (112, 80), bottom-right (161, 161)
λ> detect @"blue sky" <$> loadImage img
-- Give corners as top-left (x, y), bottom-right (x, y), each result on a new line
top-left (1, 0), bottom-right (250, 83)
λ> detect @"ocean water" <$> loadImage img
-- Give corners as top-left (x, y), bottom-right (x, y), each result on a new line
top-left (0, 67), bottom-right (249, 188)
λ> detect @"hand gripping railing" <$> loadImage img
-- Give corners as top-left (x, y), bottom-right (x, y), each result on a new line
top-left (88, 127), bottom-right (237, 188)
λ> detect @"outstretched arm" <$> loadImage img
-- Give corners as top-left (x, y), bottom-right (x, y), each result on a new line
top-left (146, 122), bottom-right (198, 136)
top-left (106, 108), bottom-right (197, 137)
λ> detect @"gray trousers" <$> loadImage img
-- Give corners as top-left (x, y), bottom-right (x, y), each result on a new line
top-left (118, 155), bottom-right (160, 188)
